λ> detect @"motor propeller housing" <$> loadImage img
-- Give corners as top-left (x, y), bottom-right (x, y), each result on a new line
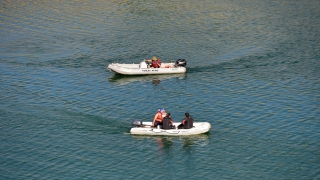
top-left (131, 120), bottom-right (143, 127)
top-left (175, 59), bottom-right (187, 67)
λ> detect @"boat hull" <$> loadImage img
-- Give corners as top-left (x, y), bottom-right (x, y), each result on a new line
top-left (130, 122), bottom-right (211, 136)
top-left (107, 62), bottom-right (186, 75)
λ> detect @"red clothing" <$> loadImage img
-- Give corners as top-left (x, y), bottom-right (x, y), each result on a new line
top-left (152, 59), bottom-right (161, 68)
top-left (156, 112), bottom-right (163, 121)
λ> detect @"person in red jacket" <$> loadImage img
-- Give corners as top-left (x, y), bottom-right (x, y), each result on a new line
top-left (146, 56), bottom-right (161, 68)
top-left (152, 108), bottom-right (166, 127)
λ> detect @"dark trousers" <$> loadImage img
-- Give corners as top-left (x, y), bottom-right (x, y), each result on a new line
top-left (178, 124), bottom-right (185, 129)
top-left (154, 121), bottom-right (163, 127)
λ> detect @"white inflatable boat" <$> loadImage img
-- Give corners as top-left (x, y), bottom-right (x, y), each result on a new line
top-left (107, 59), bottom-right (187, 75)
top-left (130, 121), bottom-right (211, 136)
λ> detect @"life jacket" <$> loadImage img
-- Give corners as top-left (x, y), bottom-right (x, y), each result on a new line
top-left (152, 59), bottom-right (161, 68)
top-left (156, 112), bottom-right (163, 121)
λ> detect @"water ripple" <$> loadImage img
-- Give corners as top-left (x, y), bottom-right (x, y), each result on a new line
top-left (1, 0), bottom-right (320, 179)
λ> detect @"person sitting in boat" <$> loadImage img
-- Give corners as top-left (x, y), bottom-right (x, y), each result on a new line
top-left (146, 56), bottom-right (161, 68)
top-left (152, 108), bottom-right (166, 127)
top-left (162, 113), bottom-right (175, 130)
top-left (178, 112), bottom-right (194, 129)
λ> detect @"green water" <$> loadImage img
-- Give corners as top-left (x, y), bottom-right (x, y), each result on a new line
top-left (1, 0), bottom-right (319, 179)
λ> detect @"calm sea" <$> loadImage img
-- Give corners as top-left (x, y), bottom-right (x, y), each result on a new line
top-left (1, 0), bottom-right (319, 179)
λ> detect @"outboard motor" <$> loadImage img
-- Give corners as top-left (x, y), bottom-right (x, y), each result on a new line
top-left (174, 59), bottom-right (187, 67)
top-left (131, 120), bottom-right (143, 127)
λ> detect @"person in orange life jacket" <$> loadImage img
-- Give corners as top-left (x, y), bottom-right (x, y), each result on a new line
top-left (178, 112), bottom-right (194, 129)
top-left (146, 56), bottom-right (161, 68)
top-left (162, 113), bottom-right (175, 130)
top-left (152, 108), bottom-right (166, 127)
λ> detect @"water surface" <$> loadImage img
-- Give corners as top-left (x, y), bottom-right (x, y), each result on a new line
top-left (1, 0), bottom-right (319, 179)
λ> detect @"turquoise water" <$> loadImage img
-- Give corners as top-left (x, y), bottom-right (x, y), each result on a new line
top-left (1, 0), bottom-right (319, 179)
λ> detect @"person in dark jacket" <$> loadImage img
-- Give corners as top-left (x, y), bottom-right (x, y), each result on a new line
top-left (178, 112), bottom-right (194, 129)
top-left (162, 113), bottom-right (175, 130)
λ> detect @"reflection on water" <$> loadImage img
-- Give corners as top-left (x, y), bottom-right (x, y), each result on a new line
top-left (131, 133), bottom-right (210, 151)
top-left (156, 137), bottom-right (173, 149)
top-left (182, 133), bottom-right (210, 149)
top-left (182, 137), bottom-right (194, 149)
top-left (152, 79), bottom-right (161, 85)
top-left (108, 73), bottom-right (186, 85)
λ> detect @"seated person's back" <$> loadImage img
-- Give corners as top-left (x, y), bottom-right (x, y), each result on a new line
top-left (178, 112), bottom-right (194, 129)
top-left (185, 116), bottom-right (194, 129)
top-left (162, 113), bottom-right (174, 130)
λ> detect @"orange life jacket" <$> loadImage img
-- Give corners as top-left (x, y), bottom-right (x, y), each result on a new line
top-left (156, 112), bottom-right (163, 121)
